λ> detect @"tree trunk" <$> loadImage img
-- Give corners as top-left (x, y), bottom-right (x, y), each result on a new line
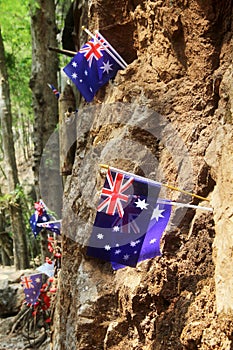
top-left (58, 84), bottom-right (76, 176)
top-left (0, 28), bottom-right (29, 270)
top-left (0, 208), bottom-right (13, 266)
top-left (30, 0), bottom-right (63, 262)
top-left (30, 0), bottom-right (62, 216)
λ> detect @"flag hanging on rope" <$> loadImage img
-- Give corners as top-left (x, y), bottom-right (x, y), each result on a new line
top-left (63, 33), bottom-right (123, 102)
top-left (87, 169), bottom-right (161, 267)
top-left (112, 200), bottom-right (172, 270)
top-left (47, 83), bottom-right (60, 99)
top-left (21, 273), bottom-right (43, 305)
top-left (29, 200), bottom-right (51, 237)
top-left (37, 220), bottom-right (61, 235)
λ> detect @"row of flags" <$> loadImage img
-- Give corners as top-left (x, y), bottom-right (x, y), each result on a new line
top-left (24, 202), bottom-right (61, 305)
top-left (29, 167), bottom-right (212, 270)
top-left (37, 28), bottom-right (213, 270)
top-left (29, 169), bottom-right (171, 270)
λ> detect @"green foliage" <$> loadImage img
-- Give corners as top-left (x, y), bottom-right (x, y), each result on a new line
top-left (0, 183), bottom-right (37, 244)
top-left (0, 184), bottom-right (31, 211)
top-left (0, 0), bottom-right (33, 128)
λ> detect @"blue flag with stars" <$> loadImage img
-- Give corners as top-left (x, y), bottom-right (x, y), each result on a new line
top-left (21, 273), bottom-right (43, 305)
top-left (37, 220), bottom-right (61, 235)
top-left (63, 34), bottom-right (122, 102)
top-left (47, 83), bottom-right (60, 99)
top-left (87, 169), bottom-right (161, 267)
top-left (29, 202), bottom-right (51, 237)
top-left (112, 200), bottom-right (171, 270)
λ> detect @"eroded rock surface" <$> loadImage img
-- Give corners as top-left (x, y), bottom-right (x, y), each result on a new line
top-left (52, 1), bottom-right (233, 349)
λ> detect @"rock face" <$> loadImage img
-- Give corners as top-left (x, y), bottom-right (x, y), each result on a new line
top-left (0, 279), bottom-right (23, 317)
top-left (0, 268), bottom-right (25, 317)
top-left (52, 0), bottom-right (233, 349)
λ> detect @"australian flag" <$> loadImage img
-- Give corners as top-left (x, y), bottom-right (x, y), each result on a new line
top-left (21, 273), bottom-right (43, 305)
top-left (37, 220), bottom-right (61, 235)
top-left (63, 34), bottom-right (122, 102)
top-left (87, 169), bottom-right (161, 267)
top-left (112, 200), bottom-right (172, 270)
top-left (47, 83), bottom-right (60, 99)
top-left (29, 201), bottom-right (51, 237)
top-left (37, 262), bottom-right (55, 278)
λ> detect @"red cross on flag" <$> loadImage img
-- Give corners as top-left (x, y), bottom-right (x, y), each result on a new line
top-left (97, 169), bottom-right (134, 218)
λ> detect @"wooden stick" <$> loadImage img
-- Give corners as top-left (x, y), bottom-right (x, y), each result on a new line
top-left (161, 183), bottom-right (210, 202)
top-left (99, 164), bottom-right (210, 202)
top-left (48, 46), bottom-right (76, 56)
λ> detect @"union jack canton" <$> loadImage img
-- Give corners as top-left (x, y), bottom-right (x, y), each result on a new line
top-left (21, 273), bottom-right (43, 305)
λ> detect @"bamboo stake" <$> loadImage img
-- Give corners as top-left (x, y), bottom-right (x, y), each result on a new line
top-left (99, 164), bottom-right (210, 202)
top-left (48, 46), bottom-right (76, 56)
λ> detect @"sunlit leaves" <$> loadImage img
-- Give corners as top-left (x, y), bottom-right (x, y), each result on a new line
top-left (0, 0), bottom-right (33, 137)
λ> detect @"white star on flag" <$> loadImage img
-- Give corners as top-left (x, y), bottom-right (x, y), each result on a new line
top-left (123, 254), bottom-right (130, 261)
top-left (151, 205), bottom-right (165, 222)
top-left (97, 233), bottom-right (104, 239)
top-left (135, 198), bottom-right (148, 210)
top-left (104, 245), bottom-right (111, 251)
top-left (149, 238), bottom-right (157, 244)
top-left (72, 72), bottom-right (78, 79)
top-left (72, 61), bottom-right (78, 68)
top-left (100, 60), bottom-right (113, 74)
top-left (115, 249), bottom-right (121, 255)
top-left (113, 226), bottom-right (120, 232)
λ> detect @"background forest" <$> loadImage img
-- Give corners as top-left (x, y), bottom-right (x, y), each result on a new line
top-left (0, 0), bottom-right (72, 270)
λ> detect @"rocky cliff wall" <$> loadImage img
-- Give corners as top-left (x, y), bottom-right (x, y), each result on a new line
top-left (52, 1), bottom-right (233, 349)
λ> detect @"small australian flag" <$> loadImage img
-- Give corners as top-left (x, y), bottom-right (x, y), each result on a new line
top-left (63, 34), bottom-right (122, 102)
top-left (21, 273), bottom-right (43, 305)
top-left (87, 169), bottom-right (161, 267)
